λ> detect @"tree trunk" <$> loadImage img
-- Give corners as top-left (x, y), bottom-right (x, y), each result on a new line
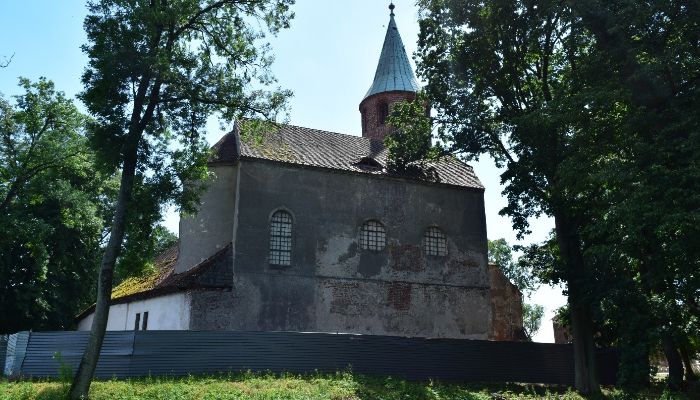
top-left (661, 331), bottom-right (684, 390)
top-left (554, 211), bottom-right (601, 394)
top-left (69, 134), bottom-right (140, 399)
top-left (679, 339), bottom-right (698, 382)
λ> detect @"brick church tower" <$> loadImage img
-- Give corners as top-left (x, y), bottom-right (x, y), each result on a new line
top-left (359, 3), bottom-right (420, 140)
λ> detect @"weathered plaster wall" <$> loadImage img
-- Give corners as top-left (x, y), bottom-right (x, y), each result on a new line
top-left (77, 303), bottom-right (128, 331)
top-left (176, 166), bottom-right (237, 273)
top-left (189, 160), bottom-right (491, 339)
top-left (77, 293), bottom-right (190, 331)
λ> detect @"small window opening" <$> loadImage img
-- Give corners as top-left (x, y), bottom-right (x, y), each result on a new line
top-left (423, 227), bottom-right (447, 257)
top-left (269, 210), bottom-right (293, 266)
top-left (142, 311), bottom-right (149, 331)
top-left (378, 101), bottom-right (389, 125)
top-left (134, 313), bottom-right (141, 331)
top-left (360, 220), bottom-right (386, 251)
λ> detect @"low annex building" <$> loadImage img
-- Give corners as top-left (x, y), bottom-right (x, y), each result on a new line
top-left (77, 4), bottom-right (524, 340)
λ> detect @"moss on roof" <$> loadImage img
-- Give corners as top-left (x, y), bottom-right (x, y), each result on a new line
top-left (111, 268), bottom-right (163, 300)
top-left (110, 246), bottom-right (178, 300)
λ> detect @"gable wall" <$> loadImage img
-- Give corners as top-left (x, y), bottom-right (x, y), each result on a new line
top-left (189, 160), bottom-right (491, 338)
top-left (176, 165), bottom-right (237, 273)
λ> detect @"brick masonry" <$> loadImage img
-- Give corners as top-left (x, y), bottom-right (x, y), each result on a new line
top-left (488, 263), bottom-right (526, 341)
top-left (359, 91), bottom-right (416, 140)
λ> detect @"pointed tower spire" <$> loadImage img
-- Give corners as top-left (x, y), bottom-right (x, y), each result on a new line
top-left (359, 3), bottom-right (420, 140)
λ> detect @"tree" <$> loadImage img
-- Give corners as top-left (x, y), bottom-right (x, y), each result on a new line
top-left (523, 303), bottom-right (544, 341)
top-left (385, 91), bottom-right (439, 176)
top-left (0, 78), bottom-right (111, 332)
top-left (488, 238), bottom-right (538, 295)
top-left (559, 0), bottom-right (700, 389)
top-left (69, 1), bottom-right (294, 398)
top-left (0, 53), bottom-right (13, 68)
top-left (415, 0), bottom-right (602, 392)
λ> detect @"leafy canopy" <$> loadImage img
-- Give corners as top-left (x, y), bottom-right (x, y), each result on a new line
top-left (384, 92), bottom-right (439, 175)
top-left (0, 78), bottom-right (112, 332)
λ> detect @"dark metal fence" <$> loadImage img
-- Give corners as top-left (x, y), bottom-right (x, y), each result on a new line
top-left (0, 335), bottom-right (7, 376)
top-left (3, 330), bottom-right (618, 385)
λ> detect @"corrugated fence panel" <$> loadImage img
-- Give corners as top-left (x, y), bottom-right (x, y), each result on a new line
top-left (14, 331), bottom-right (135, 379)
top-left (0, 335), bottom-right (7, 376)
top-left (4, 332), bottom-right (29, 377)
top-left (5, 330), bottom-right (618, 385)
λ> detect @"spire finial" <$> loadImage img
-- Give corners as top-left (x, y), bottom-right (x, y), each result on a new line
top-left (389, 2), bottom-right (395, 16)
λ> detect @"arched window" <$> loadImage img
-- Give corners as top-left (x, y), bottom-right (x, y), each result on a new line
top-left (378, 101), bottom-right (389, 125)
top-left (422, 227), bottom-right (447, 257)
top-left (269, 210), bottom-right (293, 266)
top-left (360, 220), bottom-right (386, 251)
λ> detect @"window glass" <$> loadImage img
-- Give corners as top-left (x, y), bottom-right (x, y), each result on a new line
top-left (269, 210), bottom-right (293, 266)
top-left (423, 227), bottom-right (447, 257)
top-left (360, 220), bottom-right (386, 251)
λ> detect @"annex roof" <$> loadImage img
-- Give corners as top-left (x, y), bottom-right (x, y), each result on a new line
top-left (364, 4), bottom-right (420, 99)
top-left (209, 122), bottom-right (483, 190)
top-left (75, 245), bottom-right (232, 321)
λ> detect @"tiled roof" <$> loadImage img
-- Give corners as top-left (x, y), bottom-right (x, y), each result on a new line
top-left (75, 245), bottom-right (232, 321)
top-left (210, 122), bottom-right (483, 190)
top-left (364, 7), bottom-right (420, 99)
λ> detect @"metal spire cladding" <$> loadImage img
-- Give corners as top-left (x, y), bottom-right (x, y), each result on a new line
top-left (363, 3), bottom-right (420, 99)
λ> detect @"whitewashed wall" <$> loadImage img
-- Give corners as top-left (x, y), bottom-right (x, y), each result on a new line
top-left (77, 292), bottom-right (191, 331)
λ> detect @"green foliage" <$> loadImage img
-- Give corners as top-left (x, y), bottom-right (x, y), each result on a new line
top-left (116, 223), bottom-right (178, 281)
top-left (488, 238), bottom-right (538, 295)
top-left (487, 238), bottom-right (544, 342)
top-left (0, 78), bottom-right (112, 333)
top-left (79, 0), bottom-right (295, 270)
top-left (416, 0), bottom-right (699, 390)
top-left (2, 373), bottom-right (678, 400)
top-left (71, 2), bottom-right (295, 394)
top-left (523, 303), bottom-right (545, 341)
top-left (515, 232), bottom-right (565, 287)
top-left (384, 92), bottom-right (440, 176)
top-left (52, 352), bottom-right (74, 387)
top-left (561, 0), bottom-right (700, 388)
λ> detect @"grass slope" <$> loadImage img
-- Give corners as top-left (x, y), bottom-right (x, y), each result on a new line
top-left (1, 373), bottom-right (695, 400)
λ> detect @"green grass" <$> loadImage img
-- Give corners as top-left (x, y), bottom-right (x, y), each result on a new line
top-left (0, 372), bottom-right (695, 400)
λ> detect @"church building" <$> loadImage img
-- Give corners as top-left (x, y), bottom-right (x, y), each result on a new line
top-left (77, 4), bottom-right (523, 341)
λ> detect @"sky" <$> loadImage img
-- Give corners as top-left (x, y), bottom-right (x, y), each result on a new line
top-left (0, 0), bottom-right (565, 342)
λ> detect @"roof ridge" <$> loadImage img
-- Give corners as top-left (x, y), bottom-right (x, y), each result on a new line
top-left (274, 122), bottom-right (371, 142)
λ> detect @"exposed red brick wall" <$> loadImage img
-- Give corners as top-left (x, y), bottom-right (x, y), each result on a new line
top-left (390, 244), bottom-right (423, 272)
top-left (387, 283), bottom-right (412, 311)
top-left (489, 263), bottom-right (526, 341)
top-left (359, 91), bottom-right (416, 141)
top-left (552, 316), bottom-right (572, 344)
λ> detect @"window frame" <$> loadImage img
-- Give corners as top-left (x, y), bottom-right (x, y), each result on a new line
top-left (422, 226), bottom-right (448, 257)
top-left (359, 219), bottom-right (387, 252)
top-left (268, 209), bottom-right (294, 267)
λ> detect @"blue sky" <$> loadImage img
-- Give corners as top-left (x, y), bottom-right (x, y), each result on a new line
top-left (0, 0), bottom-right (564, 341)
